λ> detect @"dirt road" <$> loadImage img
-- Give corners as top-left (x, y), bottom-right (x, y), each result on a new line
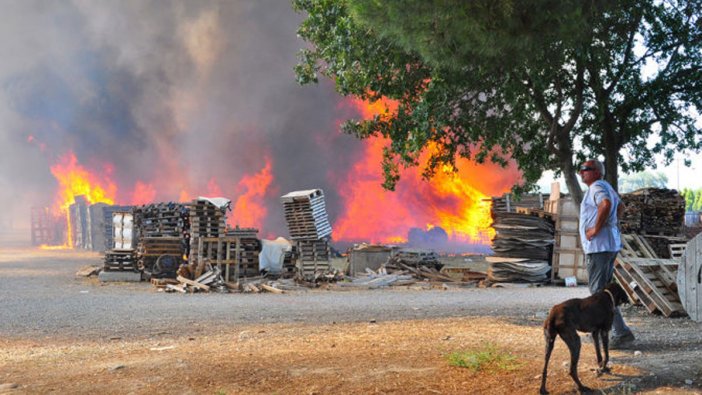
top-left (1, 246), bottom-right (701, 394)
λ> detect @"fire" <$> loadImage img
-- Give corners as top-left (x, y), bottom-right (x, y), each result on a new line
top-left (131, 181), bottom-right (156, 205)
top-left (48, 151), bottom-right (117, 247)
top-left (333, 97), bottom-right (520, 248)
top-left (231, 158), bottom-right (273, 229)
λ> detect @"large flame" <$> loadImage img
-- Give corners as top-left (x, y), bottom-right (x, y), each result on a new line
top-left (231, 158), bottom-right (273, 230)
top-left (48, 151), bottom-right (117, 247)
top-left (332, 98), bottom-right (520, 247)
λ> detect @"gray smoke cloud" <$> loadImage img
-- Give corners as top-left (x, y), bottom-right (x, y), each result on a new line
top-left (0, 0), bottom-right (364, 236)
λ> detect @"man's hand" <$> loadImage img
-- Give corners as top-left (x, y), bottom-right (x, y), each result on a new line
top-left (587, 198), bottom-right (612, 241)
top-left (585, 227), bottom-right (597, 241)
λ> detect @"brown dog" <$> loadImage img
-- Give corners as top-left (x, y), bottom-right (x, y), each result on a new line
top-left (539, 282), bottom-right (629, 394)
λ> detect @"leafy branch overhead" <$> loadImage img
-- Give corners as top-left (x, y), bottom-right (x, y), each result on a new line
top-left (293, 0), bottom-right (702, 203)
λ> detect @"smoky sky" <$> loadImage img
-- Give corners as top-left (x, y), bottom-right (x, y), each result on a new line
top-left (0, 0), bottom-right (365, 235)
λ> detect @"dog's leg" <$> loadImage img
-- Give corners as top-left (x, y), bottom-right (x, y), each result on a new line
top-left (592, 329), bottom-right (603, 367)
top-left (560, 331), bottom-right (593, 393)
top-left (540, 329), bottom-right (556, 394)
top-left (600, 330), bottom-right (611, 373)
top-left (593, 329), bottom-right (610, 375)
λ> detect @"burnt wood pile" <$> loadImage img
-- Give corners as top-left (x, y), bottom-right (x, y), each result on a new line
top-left (620, 188), bottom-right (685, 236)
top-left (280, 189), bottom-right (333, 279)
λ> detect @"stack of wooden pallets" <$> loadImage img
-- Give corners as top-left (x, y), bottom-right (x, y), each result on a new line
top-left (280, 189), bottom-right (333, 278)
top-left (192, 227), bottom-right (261, 281)
top-left (137, 236), bottom-right (184, 275)
top-left (103, 210), bottom-right (137, 272)
top-left (133, 203), bottom-right (189, 277)
top-left (30, 206), bottom-right (57, 246)
top-left (103, 205), bottom-right (134, 251)
top-left (281, 189), bottom-right (332, 240)
top-left (134, 202), bottom-right (189, 238)
top-left (614, 233), bottom-right (684, 317)
top-left (188, 199), bottom-right (227, 246)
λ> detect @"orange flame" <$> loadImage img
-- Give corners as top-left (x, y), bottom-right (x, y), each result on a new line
top-left (333, 97), bottom-right (520, 247)
top-left (231, 158), bottom-right (273, 229)
top-left (131, 181), bottom-right (156, 205)
top-left (49, 151), bottom-right (117, 247)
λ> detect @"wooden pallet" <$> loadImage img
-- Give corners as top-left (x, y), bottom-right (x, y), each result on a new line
top-left (614, 256), bottom-right (683, 317)
top-left (619, 233), bottom-right (658, 258)
top-left (669, 243), bottom-right (687, 261)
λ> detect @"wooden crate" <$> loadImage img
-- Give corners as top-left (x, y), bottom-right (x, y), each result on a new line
top-left (551, 197), bottom-right (588, 283)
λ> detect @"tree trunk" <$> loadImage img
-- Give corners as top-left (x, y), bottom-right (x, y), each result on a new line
top-left (602, 113), bottom-right (620, 192)
top-left (563, 161), bottom-right (583, 205)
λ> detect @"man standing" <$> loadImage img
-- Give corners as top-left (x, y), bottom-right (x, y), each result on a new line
top-left (578, 159), bottom-right (635, 348)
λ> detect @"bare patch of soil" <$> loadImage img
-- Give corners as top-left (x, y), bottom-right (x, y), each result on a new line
top-left (1, 316), bottom-right (701, 395)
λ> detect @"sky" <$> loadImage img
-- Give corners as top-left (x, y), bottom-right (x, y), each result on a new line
top-left (539, 152), bottom-right (702, 194)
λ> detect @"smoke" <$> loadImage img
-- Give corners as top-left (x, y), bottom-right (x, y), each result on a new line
top-left (0, 1), bottom-right (520, 252)
top-left (0, 0), bottom-right (362, 233)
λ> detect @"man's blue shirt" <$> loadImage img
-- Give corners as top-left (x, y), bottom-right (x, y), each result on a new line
top-left (579, 180), bottom-right (622, 253)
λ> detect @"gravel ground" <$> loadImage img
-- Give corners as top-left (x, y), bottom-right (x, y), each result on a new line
top-left (0, 248), bottom-right (592, 340)
top-left (2, 240), bottom-right (702, 392)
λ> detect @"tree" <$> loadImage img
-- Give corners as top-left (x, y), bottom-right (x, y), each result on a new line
top-left (682, 188), bottom-right (695, 211)
top-left (694, 189), bottom-right (702, 211)
top-left (618, 171), bottom-right (669, 193)
top-left (294, 0), bottom-right (702, 203)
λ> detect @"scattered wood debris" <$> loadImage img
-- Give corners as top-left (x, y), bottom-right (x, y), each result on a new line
top-left (75, 265), bottom-right (100, 277)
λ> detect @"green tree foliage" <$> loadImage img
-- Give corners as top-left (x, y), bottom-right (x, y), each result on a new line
top-left (293, 0), bottom-right (702, 203)
top-left (618, 171), bottom-right (669, 192)
top-left (694, 189), bottom-right (702, 211)
top-left (683, 188), bottom-right (702, 211)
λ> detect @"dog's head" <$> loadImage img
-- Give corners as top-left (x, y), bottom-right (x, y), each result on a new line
top-left (604, 282), bottom-right (629, 306)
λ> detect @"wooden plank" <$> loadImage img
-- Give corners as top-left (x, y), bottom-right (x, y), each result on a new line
top-left (678, 233), bottom-right (701, 322)
top-left (669, 243), bottom-right (687, 260)
top-left (260, 284), bottom-right (284, 294)
top-left (177, 275), bottom-right (210, 291)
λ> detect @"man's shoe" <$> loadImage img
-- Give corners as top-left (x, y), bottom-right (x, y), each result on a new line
top-left (610, 332), bottom-right (635, 349)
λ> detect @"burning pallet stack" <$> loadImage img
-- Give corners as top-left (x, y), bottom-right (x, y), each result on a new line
top-left (69, 195), bottom-right (90, 249)
top-left (30, 206), bottom-right (62, 246)
top-left (133, 202), bottom-right (189, 277)
top-left (280, 189), bottom-right (333, 279)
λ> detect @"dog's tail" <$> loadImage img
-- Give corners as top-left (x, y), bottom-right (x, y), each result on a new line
top-left (543, 307), bottom-right (558, 340)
